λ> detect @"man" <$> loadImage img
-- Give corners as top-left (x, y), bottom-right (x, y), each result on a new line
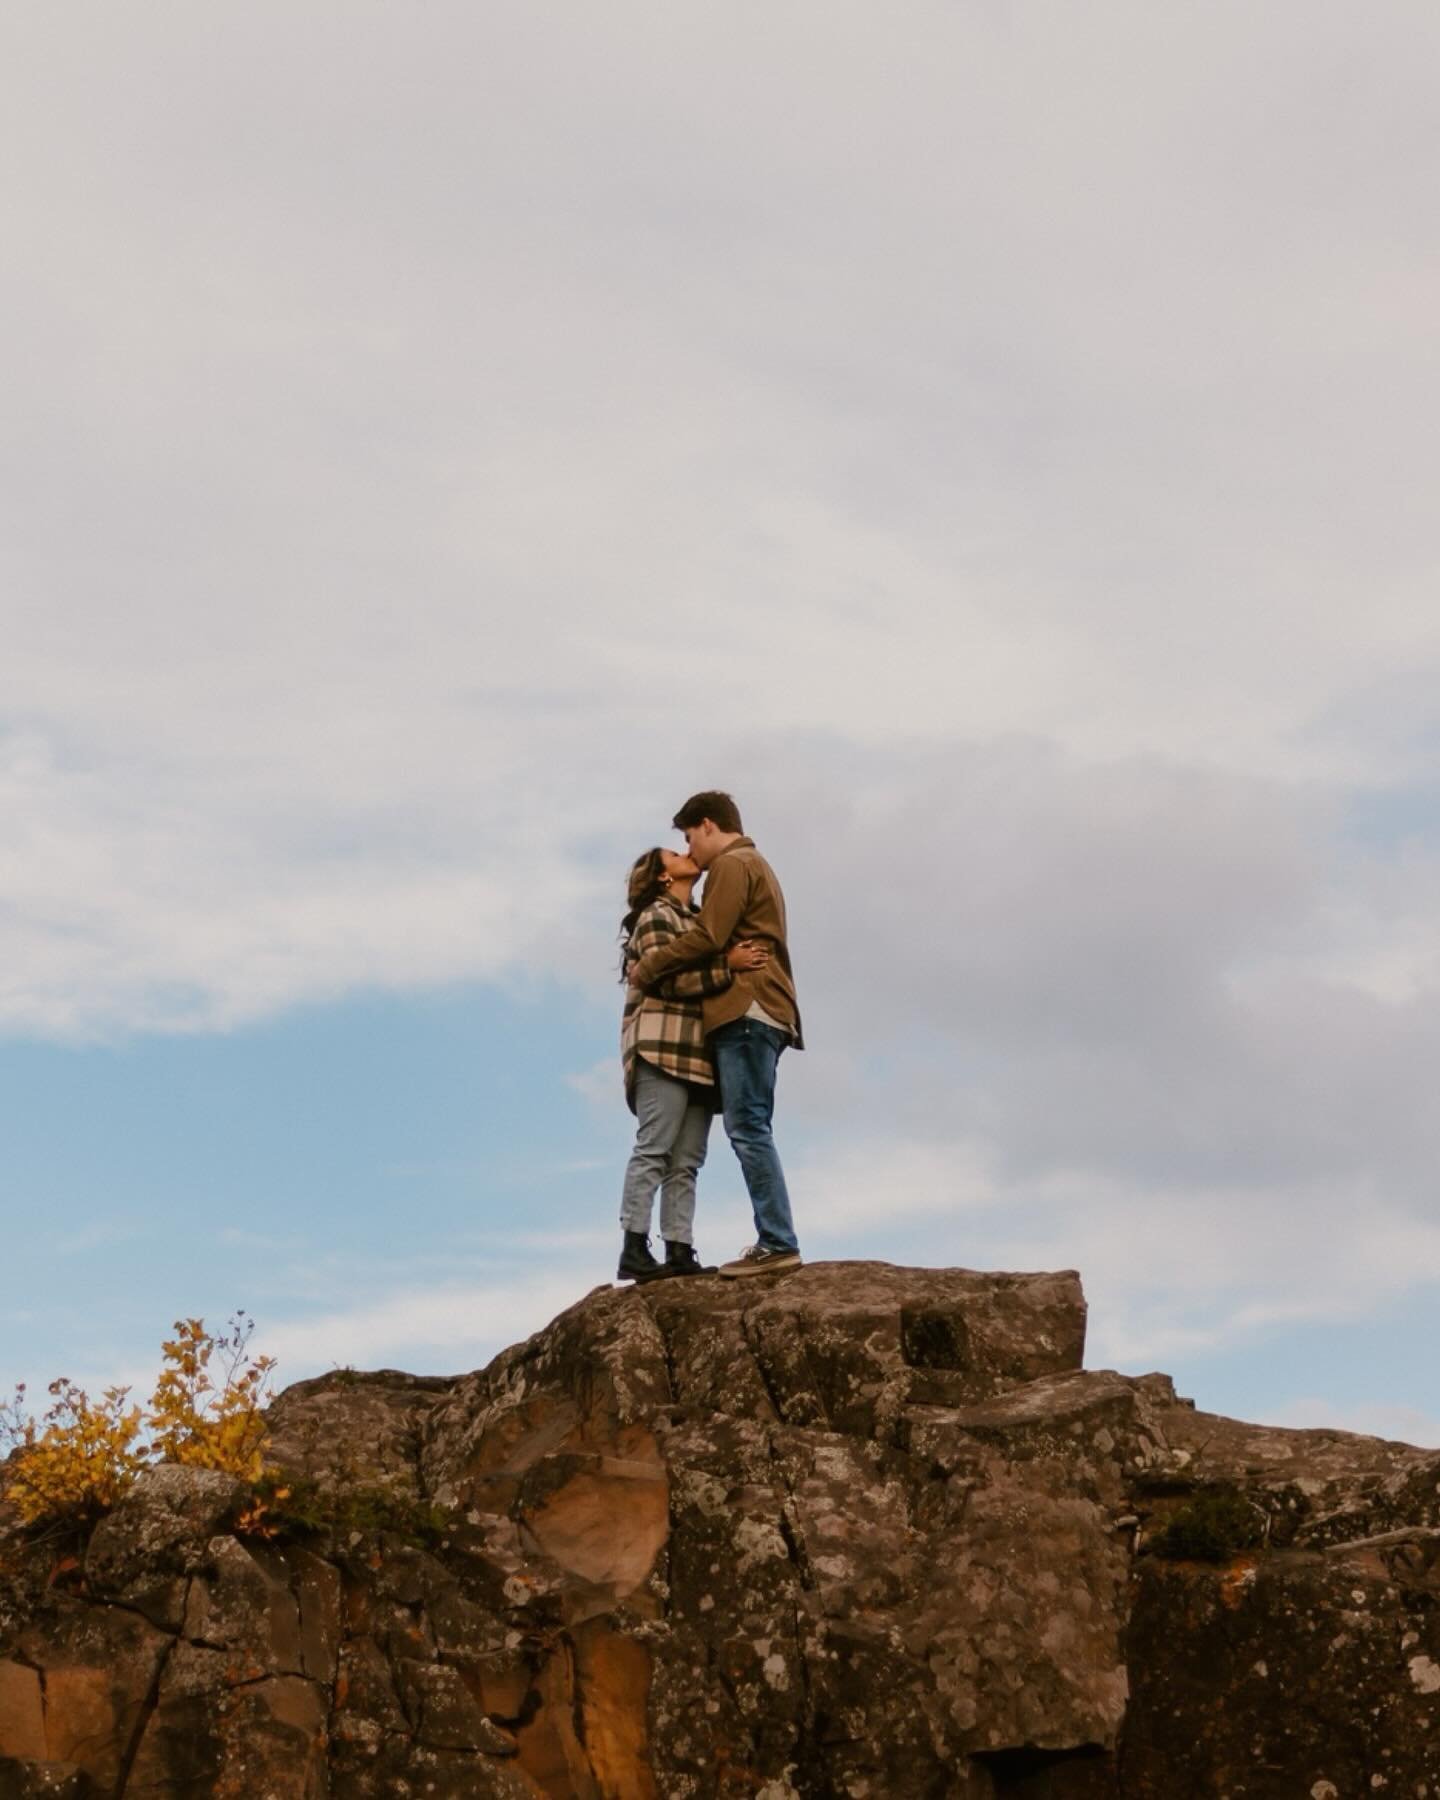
top-left (627, 791), bottom-right (803, 1278)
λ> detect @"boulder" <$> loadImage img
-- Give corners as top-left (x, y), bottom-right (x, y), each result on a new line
top-left (2, 1261), bottom-right (1438, 1795)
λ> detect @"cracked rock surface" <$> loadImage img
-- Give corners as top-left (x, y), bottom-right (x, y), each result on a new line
top-left (3, 1261), bottom-right (1440, 1795)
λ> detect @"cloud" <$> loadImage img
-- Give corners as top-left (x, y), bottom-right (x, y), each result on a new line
top-left (790, 1124), bottom-right (1440, 1377)
top-left (567, 1059), bottom-right (621, 1109)
top-left (4, 1), bottom-right (1440, 1421)
top-left (791, 1140), bottom-right (1002, 1238)
top-left (53, 1221), bottom-right (146, 1257)
top-left (1257, 1398), bottom-right (1440, 1452)
top-left (255, 1268), bottom-right (606, 1378)
top-left (4, 0), bottom-right (1440, 1034)
top-left (757, 741), bottom-right (1440, 1208)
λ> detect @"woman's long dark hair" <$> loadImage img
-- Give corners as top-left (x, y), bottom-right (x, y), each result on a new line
top-left (619, 847), bottom-right (668, 979)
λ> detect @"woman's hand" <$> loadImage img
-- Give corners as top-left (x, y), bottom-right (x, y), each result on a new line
top-left (727, 939), bottom-right (770, 972)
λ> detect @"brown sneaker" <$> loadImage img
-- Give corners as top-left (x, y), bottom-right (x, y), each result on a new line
top-left (718, 1244), bottom-right (803, 1279)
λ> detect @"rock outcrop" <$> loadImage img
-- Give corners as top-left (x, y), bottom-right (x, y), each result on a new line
top-left (3, 1261), bottom-right (1439, 1796)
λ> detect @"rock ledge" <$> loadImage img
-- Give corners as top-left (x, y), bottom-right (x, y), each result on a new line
top-left (3, 1261), bottom-right (1439, 1796)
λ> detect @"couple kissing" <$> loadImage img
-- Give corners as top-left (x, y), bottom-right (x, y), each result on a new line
top-left (617, 790), bottom-right (803, 1284)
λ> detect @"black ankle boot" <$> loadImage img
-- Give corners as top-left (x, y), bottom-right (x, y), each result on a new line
top-left (665, 1240), bottom-right (717, 1277)
top-left (617, 1230), bottom-right (665, 1282)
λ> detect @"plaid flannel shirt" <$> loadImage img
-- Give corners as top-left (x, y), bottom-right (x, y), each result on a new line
top-left (621, 897), bottom-right (731, 1112)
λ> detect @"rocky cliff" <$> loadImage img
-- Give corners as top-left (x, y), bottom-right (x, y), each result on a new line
top-left (3, 1262), bottom-right (1439, 1798)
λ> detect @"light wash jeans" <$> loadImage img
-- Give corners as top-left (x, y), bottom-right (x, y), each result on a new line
top-left (711, 1016), bottom-right (799, 1253)
top-left (619, 1060), bottom-right (713, 1244)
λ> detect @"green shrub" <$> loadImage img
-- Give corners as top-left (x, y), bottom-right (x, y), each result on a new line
top-left (1148, 1486), bottom-right (1265, 1562)
top-left (235, 1470), bottom-right (451, 1549)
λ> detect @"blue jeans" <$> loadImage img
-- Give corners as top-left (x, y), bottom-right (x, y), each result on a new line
top-left (711, 1017), bottom-right (798, 1253)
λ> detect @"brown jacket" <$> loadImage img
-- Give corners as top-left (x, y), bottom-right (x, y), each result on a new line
top-left (629, 837), bottom-right (803, 1047)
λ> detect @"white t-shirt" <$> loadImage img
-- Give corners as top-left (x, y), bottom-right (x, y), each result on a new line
top-left (746, 1000), bottom-right (792, 1037)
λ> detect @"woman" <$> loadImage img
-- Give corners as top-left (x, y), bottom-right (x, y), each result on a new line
top-left (617, 846), bottom-right (768, 1282)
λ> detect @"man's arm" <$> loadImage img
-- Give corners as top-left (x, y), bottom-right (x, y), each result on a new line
top-left (630, 856), bottom-right (749, 987)
top-left (623, 902), bottom-right (733, 996)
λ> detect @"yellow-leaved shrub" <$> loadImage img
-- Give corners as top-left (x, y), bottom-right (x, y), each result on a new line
top-left (1, 1313), bottom-right (277, 1529)
top-left (148, 1316), bottom-right (275, 1482)
top-left (0, 1380), bottom-right (146, 1526)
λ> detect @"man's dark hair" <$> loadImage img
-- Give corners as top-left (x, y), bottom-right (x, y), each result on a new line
top-left (672, 790), bottom-right (743, 834)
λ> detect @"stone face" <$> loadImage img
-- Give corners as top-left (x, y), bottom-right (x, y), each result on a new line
top-left (3, 1260), bottom-right (1439, 1795)
top-left (124, 1663), bottom-right (330, 1799)
top-left (0, 1662), bottom-right (46, 1764)
top-left (83, 1465), bottom-right (244, 1633)
top-left (1121, 1546), bottom-right (1440, 1796)
top-left (264, 1369), bottom-right (456, 1502)
top-left (8, 1599), bottom-right (170, 1794)
top-left (0, 1759), bottom-right (93, 1798)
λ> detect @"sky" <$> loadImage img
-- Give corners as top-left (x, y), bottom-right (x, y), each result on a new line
top-left (3, 1), bottom-right (1440, 1446)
